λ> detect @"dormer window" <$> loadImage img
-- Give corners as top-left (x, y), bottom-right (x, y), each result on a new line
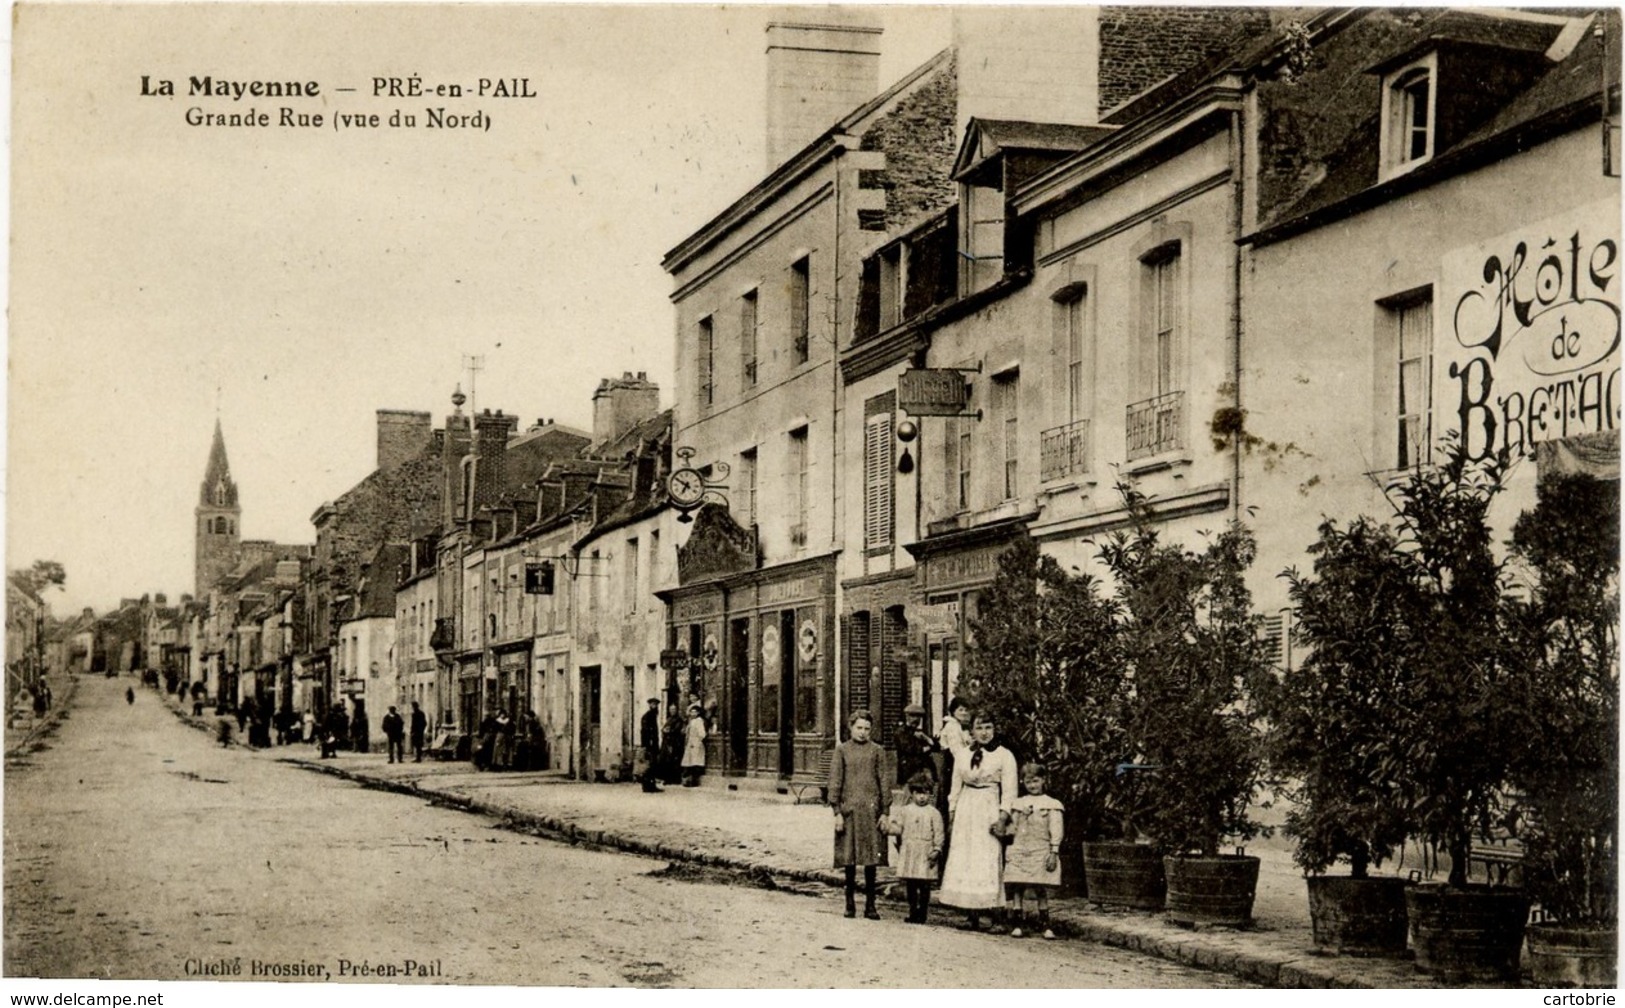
top-left (1381, 55), bottom-right (1437, 179)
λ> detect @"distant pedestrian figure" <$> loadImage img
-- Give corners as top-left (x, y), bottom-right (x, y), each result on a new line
top-left (382, 706), bottom-right (406, 763)
top-left (322, 703), bottom-right (347, 758)
top-left (659, 706), bottom-right (685, 785)
top-left (1004, 763), bottom-right (1064, 939)
top-left (33, 689), bottom-right (48, 717)
top-left (235, 700), bottom-right (249, 734)
top-left (829, 709), bottom-right (889, 919)
top-left (410, 702), bottom-right (427, 763)
top-left (302, 709), bottom-right (316, 744)
top-left (216, 713), bottom-right (233, 747)
top-left (474, 711), bottom-right (497, 770)
top-left (680, 703), bottom-right (707, 787)
top-left (894, 703), bottom-right (937, 787)
top-left (125, 686), bottom-right (135, 706)
top-left (350, 701), bottom-right (369, 754)
top-left (886, 774), bottom-right (945, 924)
top-left (639, 698), bottom-right (663, 792)
top-left (493, 709), bottom-right (515, 771)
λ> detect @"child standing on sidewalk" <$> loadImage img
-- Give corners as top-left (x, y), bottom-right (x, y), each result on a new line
top-left (886, 774), bottom-right (944, 924)
top-left (828, 709), bottom-right (889, 919)
top-left (1004, 763), bottom-right (1064, 939)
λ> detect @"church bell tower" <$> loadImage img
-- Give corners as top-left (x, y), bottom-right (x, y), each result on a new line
top-left (194, 419), bottom-right (242, 596)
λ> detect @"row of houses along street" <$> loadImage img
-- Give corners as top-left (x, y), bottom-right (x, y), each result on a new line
top-left (71, 6), bottom-right (1620, 792)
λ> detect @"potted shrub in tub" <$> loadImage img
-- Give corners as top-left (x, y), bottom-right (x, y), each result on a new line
top-left (1261, 516), bottom-right (1420, 956)
top-left (1099, 486), bottom-right (1271, 927)
top-left (962, 537), bottom-right (1138, 903)
top-left (1383, 443), bottom-right (1530, 982)
top-left (1506, 467), bottom-right (1618, 987)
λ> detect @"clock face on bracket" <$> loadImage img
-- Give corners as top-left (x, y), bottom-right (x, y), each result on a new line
top-left (667, 467), bottom-right (706, 506)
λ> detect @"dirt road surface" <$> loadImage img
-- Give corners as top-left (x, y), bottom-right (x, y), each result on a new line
top-left (5, 675), bottom-right (1249, 988)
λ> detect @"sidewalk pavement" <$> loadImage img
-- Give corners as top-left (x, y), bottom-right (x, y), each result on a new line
top-left (159, 691), bottom-right (1482, 989)
top-left (5, 670), bottom-right (78, 759)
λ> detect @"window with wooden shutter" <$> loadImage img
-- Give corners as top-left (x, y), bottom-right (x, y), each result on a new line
top-left (863, 393), bottom-right (895, 550)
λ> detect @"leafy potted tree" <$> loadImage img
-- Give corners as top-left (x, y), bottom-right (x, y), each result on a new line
top-left (1382, 443), bottom-right (1529, 982)
top-left (963, 537), bottom-right (1133, 901)
top-left (1506, 468), bottom-right (1618, 987)
top-left (1099, 485), bottom-right (1271, 927)
top-left (1261, 516), bottom-right (1419, 956)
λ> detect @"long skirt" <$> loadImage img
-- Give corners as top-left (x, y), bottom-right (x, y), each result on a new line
top-left (938, 785), bottom-right (1004, 909)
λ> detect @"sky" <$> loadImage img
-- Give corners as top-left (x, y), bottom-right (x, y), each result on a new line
top-left (7, 2), bottom-right (955, 616)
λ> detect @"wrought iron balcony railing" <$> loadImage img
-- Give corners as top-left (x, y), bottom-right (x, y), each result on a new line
top-left (1125, 391), bottom-right (1186, 462)
top-left (1040, 418), bottom-right (1091, 483)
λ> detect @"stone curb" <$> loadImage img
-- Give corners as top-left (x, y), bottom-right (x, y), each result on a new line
top-left (155, 699), bottom-right (1439, 990)
top-left (272, 752), bottom-right (1442, 990)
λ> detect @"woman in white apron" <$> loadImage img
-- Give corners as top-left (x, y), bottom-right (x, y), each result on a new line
top-left (938, 712), bottom-right (1018, 930)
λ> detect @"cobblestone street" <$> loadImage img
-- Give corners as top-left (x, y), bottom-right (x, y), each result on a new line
top-left (5, 675), bottom-right (1250, 987)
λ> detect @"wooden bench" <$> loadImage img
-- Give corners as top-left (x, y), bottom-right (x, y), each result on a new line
top-left (1469, 836), bottom-right (1524, 887)
top-left (786, 749), bottom-right (834, 804)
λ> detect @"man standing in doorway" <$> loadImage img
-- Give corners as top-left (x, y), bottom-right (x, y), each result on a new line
top-left (382, 705), bottom-right (406, 764)
top-left (639, 698), bottom-right (663, 792)
top-left (410, 701), bottom-right (427, 762)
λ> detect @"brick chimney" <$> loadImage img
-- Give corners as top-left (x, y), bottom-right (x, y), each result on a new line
top-left (376, 409), bottom-right (432, 472)
top-left (592, 372), bottom-right (660, 448)
top-left (472, 409), bottom-right (518, 514)
top-left (765, 14), bottom-right (883, 170)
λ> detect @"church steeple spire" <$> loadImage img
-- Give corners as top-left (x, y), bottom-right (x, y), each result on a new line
top-left (199, 418), bottom-right (238, 508)
top-left (195, 419), bottom-right (242, 596)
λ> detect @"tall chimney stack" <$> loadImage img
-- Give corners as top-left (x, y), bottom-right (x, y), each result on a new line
top-left (765, 13), bottom-right (883, 170)
top-left (376, 409), bottom-right (433, 473)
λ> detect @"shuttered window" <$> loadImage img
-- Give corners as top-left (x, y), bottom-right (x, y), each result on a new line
top-left (863, 393), bottom-right (895, 549)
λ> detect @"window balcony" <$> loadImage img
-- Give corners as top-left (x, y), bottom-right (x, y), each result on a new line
top-left (1040, 418), bottom-right (1091, 483)
top-left (1125, 391), bottom-right (1186, 462)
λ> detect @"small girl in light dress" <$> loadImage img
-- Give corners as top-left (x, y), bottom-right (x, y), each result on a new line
top-left (1004, 762), bottom-right (1065, 939)
top-left (885, 774), bottom-right (945, 924)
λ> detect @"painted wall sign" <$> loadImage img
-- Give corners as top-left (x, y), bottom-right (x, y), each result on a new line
top-left (1446, 203), bottom-right (1621, 462)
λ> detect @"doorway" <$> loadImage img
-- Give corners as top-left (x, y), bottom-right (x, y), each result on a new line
top-left (579, 666), bottom-right (602, 781)
top-left (729, 618), bottom-right (750, 771)
top-left (778, 609), bottom-right (796, 776)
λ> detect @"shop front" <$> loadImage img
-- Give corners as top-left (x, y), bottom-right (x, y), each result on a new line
top-left (455, 653), bottom-right (483, 738)
top-left (906, 517), bottom-right (1033, 723)
top-left (840, 569), bottom-right (914, 746)
top-left (661, 508), bottom-right (837, 780)
top-left (494, 643), bottom-right (531, 718)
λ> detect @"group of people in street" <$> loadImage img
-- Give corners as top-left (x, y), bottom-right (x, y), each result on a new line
top-left (473, 707), bottom-right (547, 772)
top-left (828, 699), bottom-right (1065, 936)
top-left (379, 703), bottom-right (429, 763)
top-left (638, 698), bottom-right (711, 791)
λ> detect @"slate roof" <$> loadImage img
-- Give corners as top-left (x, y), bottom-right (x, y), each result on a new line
top-left (1255, 7), bottom-right (1617, 242)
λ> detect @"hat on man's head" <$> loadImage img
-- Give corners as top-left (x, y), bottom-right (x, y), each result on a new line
top-left (904, 703), bottom-right (925, 716)
top-left (648, 698), bottom-right (661, 705)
